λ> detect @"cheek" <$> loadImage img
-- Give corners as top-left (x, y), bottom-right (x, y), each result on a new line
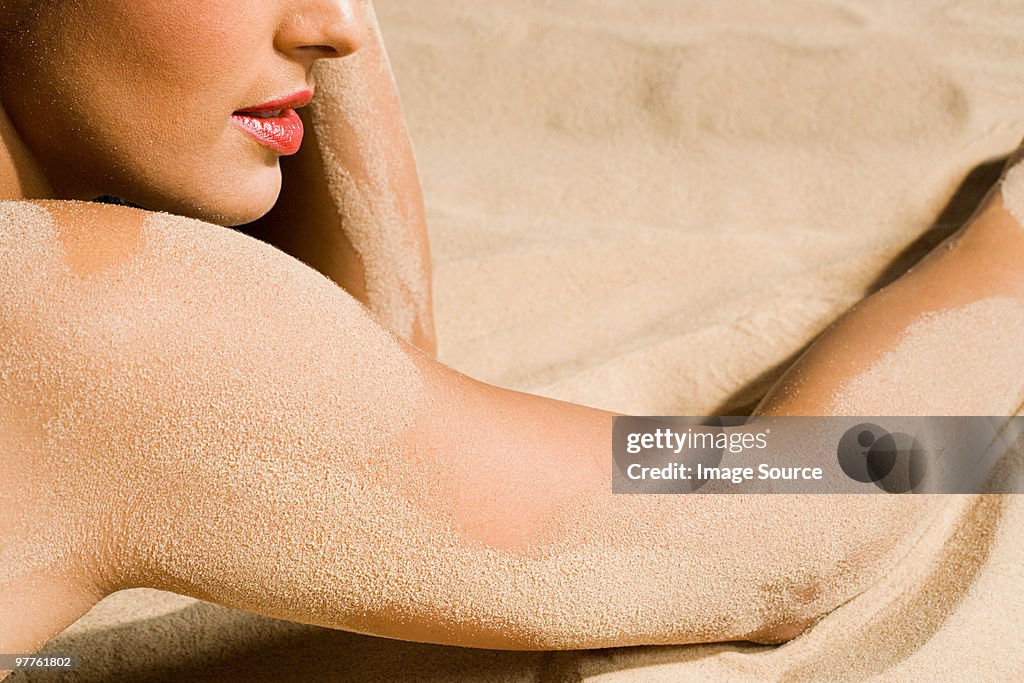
top-left (37, 1), bottom-right (267, 164)
top-left (46, 0), bottom-right (280, 212)
top-left (2, 0), bottom-right (283, 219)
top-left (101, 3), bottom-right (264, 132)
top-left (117, 4), bottom-right (262, 98)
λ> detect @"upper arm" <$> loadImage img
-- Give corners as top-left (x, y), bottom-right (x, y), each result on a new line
top-left (0, 198), bottom-right (434, 593)
top-left (0, 199), bottom-right (607, 648)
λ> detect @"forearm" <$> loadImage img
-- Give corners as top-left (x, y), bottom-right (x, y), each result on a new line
top-left (238, 2), bottom-right (436, 354)
top-left (753, 182), bottom-right (1024, 418)
top-left (303, 1), bottom-right (435, 353)
top-left (123, 356), bottom-right (934, 651)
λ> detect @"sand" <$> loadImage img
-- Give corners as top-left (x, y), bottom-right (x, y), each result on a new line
top-left (10, 0), bottom-right (1024, 680)
top-left (1003, 161), bottom-right (1024, 229)
top-left (0, 199), bottom-right (432, 655)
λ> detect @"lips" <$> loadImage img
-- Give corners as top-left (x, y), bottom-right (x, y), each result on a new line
top-left (231, 90), bottom-right (313, 156)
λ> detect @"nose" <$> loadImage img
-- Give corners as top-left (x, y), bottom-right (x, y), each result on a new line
top-left (275, 0), bottom-right (367, 62)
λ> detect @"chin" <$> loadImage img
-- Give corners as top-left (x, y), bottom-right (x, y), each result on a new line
top-left (139, 163), bottom-right (283, 227)
top-left (209, 163), bottom-right (284, 226)
top-left (201, 191), bottom-right (280, 227)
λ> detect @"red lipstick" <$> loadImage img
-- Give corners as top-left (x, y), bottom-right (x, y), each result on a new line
top-left (231, 90), bottom-right (313, 156)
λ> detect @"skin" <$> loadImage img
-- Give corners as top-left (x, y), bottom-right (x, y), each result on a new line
top-left (238, 1), bottom-right (437, 354)
top-left (0, 0), bottom-right (1023, 675)
top-left (0, 0), bottom-right (357, 224)
top-left (755, 144), bottom-right (1024, 417)
top-left (0, 0), bottom-right (436, 352)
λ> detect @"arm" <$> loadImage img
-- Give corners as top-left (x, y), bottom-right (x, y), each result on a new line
top-left (239, 1), bottom-right (436, 355)
top-left (754, 172), bottom-right (1024, 418)
top-left (1, 199), bottom-right (945, 653)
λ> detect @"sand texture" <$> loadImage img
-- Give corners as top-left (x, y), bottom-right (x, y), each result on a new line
top-left (14, 0), bottom-right (1024, 680)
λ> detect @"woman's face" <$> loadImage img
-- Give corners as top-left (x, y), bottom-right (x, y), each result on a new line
top-left (0, 0), bottom-right (364, 225)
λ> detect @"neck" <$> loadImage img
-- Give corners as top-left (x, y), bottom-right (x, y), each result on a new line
top-left (0, 105), bottom-right (55, 201)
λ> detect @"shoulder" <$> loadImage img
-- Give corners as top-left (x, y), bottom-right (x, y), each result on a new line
top-left (0, 198), bottom-right (269, 271)
top-left (0, 199), bottom-right (339, 368)
top-left (0, 198), bottom-right (315, 304)
top-left (0, 198), bottom-right (156, 241)
top-left (0, 197), bottom-right (416, 375)
top-left (0, 199), bottom-right (200, 282)
top-left (0, 196), bottom-right (432, 468)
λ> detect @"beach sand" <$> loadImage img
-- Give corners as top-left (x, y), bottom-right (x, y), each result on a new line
top-left (15, 1), bottom-right (1024, 680)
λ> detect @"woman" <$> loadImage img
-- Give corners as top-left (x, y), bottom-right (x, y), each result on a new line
top-left (1, 0), bottom-right (1022, 663)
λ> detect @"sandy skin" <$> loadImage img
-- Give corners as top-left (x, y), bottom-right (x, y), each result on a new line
top-left (756, 146), bottom-right (1024, 417)
top-left (1, 150), bottom-right (1023, 663)
top-left (1, 0), bottom-right (1024, 675)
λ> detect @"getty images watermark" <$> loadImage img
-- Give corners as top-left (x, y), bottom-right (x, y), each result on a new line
top-left (611, 416), bottom-right (1024, 494)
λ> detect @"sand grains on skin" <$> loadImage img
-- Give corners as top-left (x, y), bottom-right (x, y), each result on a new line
top-left (0, 200), bottom-right (947, 653)
top-left (1002, 160), bottom-right (1024, 230)
top-left (826, 296), bottom-right (1024, 416)
top-left (0, 199), bottom-right (430, 625)
top-left (308, 1), bottom-right (429, 344)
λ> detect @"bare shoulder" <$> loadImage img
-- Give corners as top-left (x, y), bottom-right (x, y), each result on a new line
top-left (0, 199), bottom-right (215, 291)
top-left (0, 198), bottom-right (437, 614)
top-left (0, 197), bottom-right (430, 416)
top-left (0, 198), bottom-right (368, 327)
top-left (0, 198), bottom-right (282, 284)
